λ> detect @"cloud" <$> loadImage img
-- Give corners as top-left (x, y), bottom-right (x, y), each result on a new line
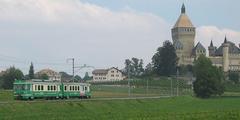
top-left (0, 0), bottom-right (239, 75)
top-left (0, 0), bottom-right (170, 74)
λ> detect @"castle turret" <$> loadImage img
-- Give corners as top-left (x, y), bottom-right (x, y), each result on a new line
top-left (208, 40), bottom-right (216, 56)
top-left (223, 36), bottom-right (230, 72)
top-left (172, 4), bottom-right (195, 65)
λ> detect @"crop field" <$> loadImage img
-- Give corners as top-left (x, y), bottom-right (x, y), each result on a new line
top-left (1, 90), bottom-right (240, 120)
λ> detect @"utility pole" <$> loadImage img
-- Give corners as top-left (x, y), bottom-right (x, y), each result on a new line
top-left (67, 58), bottom-right (75, 82)
top-left (128, 64), bottom-right (131, 97)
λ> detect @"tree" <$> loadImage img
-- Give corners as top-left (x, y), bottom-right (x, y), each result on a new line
top-left (152, 40), bottom-right (178, 76)
top-left (124, 58), bottom-right (144, 77)
top-left (229, 72), bottom-right (239, 84)
top-left (39, 73), bottom-right (49, 80)
top-left (29, 62), bottom-right (34, 79)
top-left (0, 76), bottom-right (3, 89)
top-left (138, 59), bottom-right (144, 76)
top-left (124, 59), bottom-right (133, 76)
top-left (2, 67), bottom-right (24, 89)
top-left (143, 63), bottom-right (153, 77)
top-left (193, 55), bottom-right (224, 98)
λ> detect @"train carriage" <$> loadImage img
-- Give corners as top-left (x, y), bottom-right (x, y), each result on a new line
top-left (13, 79), bottom-right (91, 100)
top-left (63, 83), bottom-right (91, 99)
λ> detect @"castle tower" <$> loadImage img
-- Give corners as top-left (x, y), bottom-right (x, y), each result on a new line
top-left (208, 40), bottom-right (216, 56)
top-left (172, 4), bottom-right (196, 65)
top-left (223, 37), bottom-right (230, 72)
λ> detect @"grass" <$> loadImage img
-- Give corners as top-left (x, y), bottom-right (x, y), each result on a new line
top-left (1, 79), bottom-right (240, 119)
top-left (91, 78), bottom-right (192, 98)
top-left (0, 90), bottom-right (12, 101)
top-left (91, 77), bottom-right (191, 88)
top-left (1, 95), bottom-right (240, 119)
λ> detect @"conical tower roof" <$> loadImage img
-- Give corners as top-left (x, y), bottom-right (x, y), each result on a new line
top-left (173, 4), bottom-right (194, 28)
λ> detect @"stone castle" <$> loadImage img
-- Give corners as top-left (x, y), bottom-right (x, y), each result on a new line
top-left (172, 4), bottom-right (240, 72)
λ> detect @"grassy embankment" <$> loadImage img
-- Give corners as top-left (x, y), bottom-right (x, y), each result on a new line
top-left (1, 95), bottom-right (240, 120)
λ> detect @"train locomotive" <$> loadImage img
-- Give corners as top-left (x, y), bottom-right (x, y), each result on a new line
top-left (13, 79), bottom-right (91, 100)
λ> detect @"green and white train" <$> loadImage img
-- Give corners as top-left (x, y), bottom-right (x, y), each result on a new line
top-left (13, 79), bottom-right (91, 100)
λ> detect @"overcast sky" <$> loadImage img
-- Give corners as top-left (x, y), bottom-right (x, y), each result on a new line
top-left (0, 0), bottom-right (239, 76)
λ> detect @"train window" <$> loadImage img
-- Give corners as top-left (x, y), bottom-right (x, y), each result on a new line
top-left (27, 85), bottom-right (30, 90)
top-left (54, 86), bottom-right (56, 91)
top-left (51, 86), bottom-right (53, 91)
top-left (85, 87), bottom-right (87, 91)
top-left (70, 86), bottom-right (72, 91)
top-left (35, 85), bottom-right (37, 90)
top-left (64, 86), bottom-right (67, 91)
top-left (41, 85), bottom-right (43, 91)
top-left (48, 86), bottom-right (50, 90)
top-left (75, 86), bottom-right (77, 91)
top-left (78, 86), bottom-right (80, 91)
top-left (38, 85), bottom-right (40, 91)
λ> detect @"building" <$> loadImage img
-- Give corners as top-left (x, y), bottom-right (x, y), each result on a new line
top-left (35, 69), bottom-right (61, 81)
top-left (92, 67), bottom-right (126, 82)
top-left (172, 4), bottom-right (240, 72)
top-left (208, 38), bottom-right (240, 72)
top-left (172, 4), bottom-right (206, 65)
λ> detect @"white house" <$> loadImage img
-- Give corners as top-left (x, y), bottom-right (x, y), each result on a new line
top-left (92, 67), bottom-right (126, 82)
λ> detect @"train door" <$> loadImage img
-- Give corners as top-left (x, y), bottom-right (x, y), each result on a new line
top-left (80, 85), bottom-right (85, 96)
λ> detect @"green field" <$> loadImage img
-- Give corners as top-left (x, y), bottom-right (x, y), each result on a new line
top-left (1, 90), bottom-right (240, 120)
top-left (1, 79), bottom-right (240, 120)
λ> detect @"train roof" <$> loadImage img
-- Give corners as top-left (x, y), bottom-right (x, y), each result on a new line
top-left (14, 79), bottom-right (90, 85)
